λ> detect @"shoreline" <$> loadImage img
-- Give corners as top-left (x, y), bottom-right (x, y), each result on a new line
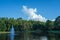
top-left (0, 30), bottom-right (60, 34)
top-left (0, 32), bottom-right (10, 34)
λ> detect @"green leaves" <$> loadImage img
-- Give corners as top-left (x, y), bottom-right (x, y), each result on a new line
top-left (54, 16), bottom-right (60, 29)
top-left (0, 16), bottom-right (60, 32)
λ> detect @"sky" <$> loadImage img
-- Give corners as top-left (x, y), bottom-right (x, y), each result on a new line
top-left (0, 0), bottom-right (60, 21)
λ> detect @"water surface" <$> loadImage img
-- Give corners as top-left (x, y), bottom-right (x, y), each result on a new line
top-left (0, 32), bottom-right (60, 40)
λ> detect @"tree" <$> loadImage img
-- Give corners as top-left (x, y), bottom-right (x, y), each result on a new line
top-left (45, 20), bottom-right (54, 30)
top-left (54, 16), bottom-right (60, 29)
top-left (0, 18), bottom-right (6, 31)
top-left (32, 21), bottom-right (41, 30)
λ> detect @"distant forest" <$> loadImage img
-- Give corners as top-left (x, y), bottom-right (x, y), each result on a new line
top-left (0, 16), bottom-right (60, 32)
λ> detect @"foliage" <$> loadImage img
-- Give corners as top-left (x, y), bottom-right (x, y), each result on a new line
top-left (0, 16), bottom-right (59, 32)
top-left (54, 16), bottom-right (60, 29)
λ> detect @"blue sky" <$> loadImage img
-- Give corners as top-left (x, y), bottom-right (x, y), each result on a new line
top-left (0, 0), bottom-right (60, 20)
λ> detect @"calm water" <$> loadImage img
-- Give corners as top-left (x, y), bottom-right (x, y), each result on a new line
top-left (0, 32), bottom-right (60, 40)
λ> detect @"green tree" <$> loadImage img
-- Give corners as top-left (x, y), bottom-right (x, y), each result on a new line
top-left (0, 18), bottom-right (6, 31)
top-left (54, 16), bottom-right (60, 29)
top-left (45, 20), bottom-right (54, 30)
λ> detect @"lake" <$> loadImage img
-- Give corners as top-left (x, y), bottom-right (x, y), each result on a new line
top-left (0, 32), bottom-right (60, 40)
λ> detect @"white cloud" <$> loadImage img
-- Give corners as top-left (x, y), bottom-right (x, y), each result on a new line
top-left (22, 5), bottom-right (47, 22)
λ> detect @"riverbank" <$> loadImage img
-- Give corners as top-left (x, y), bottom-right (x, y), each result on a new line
top-left (0, 32), bottom-right (10, 34)
top-left (0, 30), bottom-right (60, 34)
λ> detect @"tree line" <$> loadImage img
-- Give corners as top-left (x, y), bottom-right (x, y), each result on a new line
top-left (0, 16), bottom-right (60, 32)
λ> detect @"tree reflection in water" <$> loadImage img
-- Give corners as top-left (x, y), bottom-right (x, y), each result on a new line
top-left (0, 32), bottom-right (60, 40)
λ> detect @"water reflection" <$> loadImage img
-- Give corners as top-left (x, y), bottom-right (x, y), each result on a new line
top-left (0, 32), bottom-right (60, 40)
top-left (10, 34), bottom-right (14, 40)
top-left (40, 36), bottom-right (48, 40)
